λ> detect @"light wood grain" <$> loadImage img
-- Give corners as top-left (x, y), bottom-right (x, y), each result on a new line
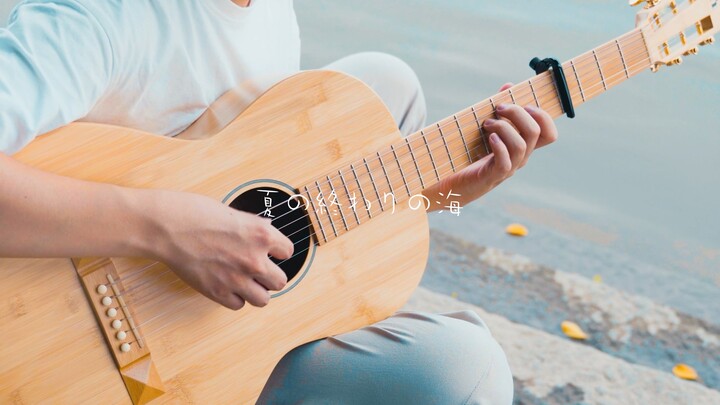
top-left (1, 70), bottom-right (429, 403)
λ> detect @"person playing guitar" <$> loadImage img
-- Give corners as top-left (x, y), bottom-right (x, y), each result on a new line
top-left (0, 1), bottom-right (559, 403)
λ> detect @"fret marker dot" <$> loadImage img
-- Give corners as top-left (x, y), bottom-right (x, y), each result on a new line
top-left (116, 331), bottom-right (127, 340)
top-left (96, 285), bottom-right (108, 294)
top-left (107, 308), bottom-right (117, 317)
top-left (120, 343), bottom-right (131, 353)
top-left (111, 319), bottom-right (122, 330)
top-left (101, 296), bottom-right (112, 306)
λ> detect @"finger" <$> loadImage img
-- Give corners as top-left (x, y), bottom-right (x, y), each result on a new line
top-left (254, 259), bottom-right (288, 291)
top-left (483, 118), bottom-right (526, 167)
top-left (236, 278), bottom-right (272, 307)
top-left (265, 224), bottom-right (294, 260)
top-left (224, 294), bottom-right (246, 311)
top-left (488, 133), bottom-right (512, 179)
top-left (495, 104), bottom-right (541, 163)
top-left (524, 106), bottom-right (558, 149)
top-left (498, 82), bottom-right (514, 92)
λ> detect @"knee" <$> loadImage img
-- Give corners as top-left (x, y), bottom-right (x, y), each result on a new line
top-left (327, 52), bottom-right (427, 135)
top-left (396, 311), bottom-right (514, 404)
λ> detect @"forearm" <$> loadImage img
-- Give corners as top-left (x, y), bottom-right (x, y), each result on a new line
top-left (0, 153), bottom-right (160, 258)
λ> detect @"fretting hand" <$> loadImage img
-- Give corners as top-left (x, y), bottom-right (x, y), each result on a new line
top-left (423, 83), bottom-right (558, 209)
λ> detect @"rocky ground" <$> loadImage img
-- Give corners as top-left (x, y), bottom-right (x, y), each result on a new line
top-left (404, 230), bottom-right (720, 404)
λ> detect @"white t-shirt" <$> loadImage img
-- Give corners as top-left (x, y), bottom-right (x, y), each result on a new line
top-left (0, 0), bottom-right (300, 154)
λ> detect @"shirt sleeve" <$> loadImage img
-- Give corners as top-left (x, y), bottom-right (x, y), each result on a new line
top-left (0, 0), bottom-right (113, 154)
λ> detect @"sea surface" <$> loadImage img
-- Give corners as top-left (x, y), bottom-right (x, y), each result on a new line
top-left (2, 1), bottom-right (717, 323)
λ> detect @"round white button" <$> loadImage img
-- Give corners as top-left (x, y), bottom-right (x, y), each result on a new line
top-left (116, 331), bottom-right (127, 340)
top-left (107, 308), bottom-right (117, 317)
top-left (96, 285), bottom-right (108, 294)
top-left (120, 343), bottom-right (131, 353)
top-left (101, 296), bottom-right (112, 306)
top-left (111, 319), bottom-right (122, 330)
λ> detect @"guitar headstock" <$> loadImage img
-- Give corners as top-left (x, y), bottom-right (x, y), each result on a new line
top-left (631, 0), bottom-right (719, 71)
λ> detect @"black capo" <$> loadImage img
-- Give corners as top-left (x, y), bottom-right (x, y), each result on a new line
top-left (529, 57), bottom-right (575, 119)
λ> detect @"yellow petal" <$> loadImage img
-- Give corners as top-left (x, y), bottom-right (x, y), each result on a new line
top-left (672, 364), bottom-right (698, 381)
top-left (593, 274), bottom-right (603, 283)
top-left (506, 223), bottom-right (529, 237)
top-left (450, 292), bottom-right (459, 299)
top-left (561, 321), bottom-right (588, 340)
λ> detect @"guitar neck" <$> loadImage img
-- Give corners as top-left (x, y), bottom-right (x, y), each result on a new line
top-left (303, 28), bottom-right (651, 245)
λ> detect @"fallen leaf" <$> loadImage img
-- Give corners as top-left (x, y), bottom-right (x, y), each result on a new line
top-left (593, 274), bottom-right (603, 283)
top-left (561, 321), bottom-right (588, 340)
top-left (450, 292), bottom-right (459, 299)
top-left (672, 364), bottom-right (698, 381)
top-left (506, 223), bottom-right (528, 237)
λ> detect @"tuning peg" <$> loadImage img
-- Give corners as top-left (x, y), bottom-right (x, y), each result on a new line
top-left (629, 0), bottom-right (645, 5)
top-left (650, 64), bottom-right (661, 73)
top-left (683, 47), bottom-right (699, 56)
top-left (700, 37), bottom-right (715, 46)
top-left (666, 57), bottom-right (683, 65)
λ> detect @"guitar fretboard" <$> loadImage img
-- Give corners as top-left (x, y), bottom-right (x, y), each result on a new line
top-left (304, 28), bottom-right (651, 245)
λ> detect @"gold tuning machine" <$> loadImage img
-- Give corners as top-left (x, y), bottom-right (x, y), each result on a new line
top-left (683, 47), bottom-right (699, 55)
top-left (699, 37), bottom-right (715, 46)
top-left (666, 57), bottom-right (683, 65)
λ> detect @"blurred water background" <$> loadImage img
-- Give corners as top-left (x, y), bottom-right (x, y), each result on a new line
top-left (1, 0), bottom-right (718, 323)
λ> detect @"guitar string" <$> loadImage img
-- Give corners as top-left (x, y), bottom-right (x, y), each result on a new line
top-left (115, 31), bottom-right (647, 291)
top-left (118, 38), bottom-right (650, 301)
top-left (129, 51), bottom-right (654, 338)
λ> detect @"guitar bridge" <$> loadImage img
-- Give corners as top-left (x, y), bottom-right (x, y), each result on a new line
top-left (73, 257), bottom-right (165, 404)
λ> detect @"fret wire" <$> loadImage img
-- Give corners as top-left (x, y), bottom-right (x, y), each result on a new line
top-left (615, 39), bottom-right (630, 78)
top-left (377, 151), bottom-right (396, 197)
top-left (592, 49), bottom-right (607, 91)
top-left (338, 169), bottom-right (361, 225)
top-left (454, 115), bottom-right (473, 164)
top-left (305, 185), bottom-right (327, 243)
top-left (390, 144), bottom-right (411, 196)
top-left (508, 88), bottom-right (516, 104)
top-left (363, 158), bottom-right (385, 212)
top-left (437, 123), bottom-right (456, 173)
top-left (327, 175), bottom-right (349, 231)
top-left (470, 106), bottom-right (491, 155)
top-left (405, 138), bottom-right (425, 189)
top-left (569, 60), bottom-right (586, 102)
top-left (528, 80), bottom-right (540, 107)
top-left (316, 180), bottom-right (338, 237)
top-left (489, 97), bottom-right (498, 118)
top-left (350, 164), bottom-right (371, 219)
top-left (421, 130), bottom-right (441, 182)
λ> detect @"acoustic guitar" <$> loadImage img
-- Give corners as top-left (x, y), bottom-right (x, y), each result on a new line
top-left (2, 1), bottom-right (717, 403)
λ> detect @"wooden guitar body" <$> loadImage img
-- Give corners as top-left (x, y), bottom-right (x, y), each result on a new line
top-left (0, 71), bottom-right (430, 403)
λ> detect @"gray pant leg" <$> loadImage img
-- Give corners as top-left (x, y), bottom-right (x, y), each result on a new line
top-left (257, 53), bottom-right (513, 404)
top-left (257, 311), bottom-right (513, 405)
top-left (322, 51), bottom-right (428, 137)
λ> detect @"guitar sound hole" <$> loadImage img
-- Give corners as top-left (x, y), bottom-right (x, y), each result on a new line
top-left (228, 186), bottom-right (311, 283)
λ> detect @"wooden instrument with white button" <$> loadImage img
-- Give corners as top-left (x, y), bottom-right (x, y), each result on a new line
top-left (1, 1), bottom-right (717, 403)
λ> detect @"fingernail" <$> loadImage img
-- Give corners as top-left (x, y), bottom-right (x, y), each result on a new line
top-left (489, 133), bottom-right (500, 143)
top-left (524, 105), bottom-right (537, 113)
top-left (484, 118), bottom-right (496, 126)
top-left (496, 104), bottom-right (508, 111)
